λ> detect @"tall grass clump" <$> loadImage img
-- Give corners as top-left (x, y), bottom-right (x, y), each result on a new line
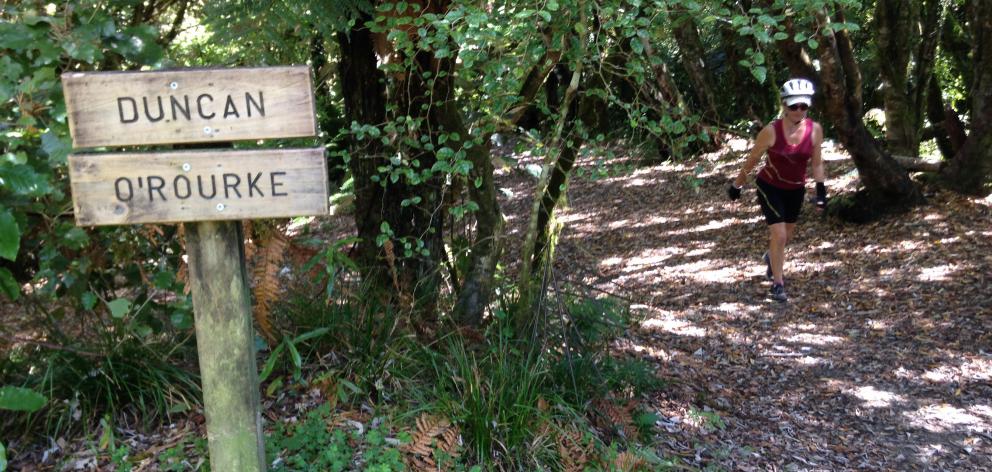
top-left (0, 323), bottom-right (200, 440)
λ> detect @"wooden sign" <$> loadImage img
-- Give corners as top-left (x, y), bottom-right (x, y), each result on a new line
top-left (62, 66), bottom-right (317, 147)
top-left (68, 148), bottom-right (328, 225)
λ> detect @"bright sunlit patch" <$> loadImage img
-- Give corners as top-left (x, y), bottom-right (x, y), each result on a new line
top-left (848, 386), bottom-right (906, 408)
top-left (922, 357), bottom-right (992, 383)
top-left (917, 264), bottom-right (959, 282)
top-left (557, 212), bottom-right (593, 224)
top-left (607, 219), bottom-right (631, 229)
top-left (783, 333), bottom-right (846, 346)
top-left (600, 256), bottom-right (625, 267)
top-left (792, 356), bottom-right (825, 366)
top-left (641, 312), bottom-right (707, 338)
top-left (896, 240), bottom-right (922, 251)
top-left (685, 246), bottom-right (713, 258)
top-left (865, 319), bottom-right (891, 331)
top-left (905, 404), bottom-right (992, 433)
top-left (662, 218), bottom-right (738, 236)
top-left (660, 260), bottom-right (736, 283)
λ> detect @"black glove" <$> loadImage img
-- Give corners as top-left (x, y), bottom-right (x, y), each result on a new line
top-left (815, 182), bottom-right (827, 209)
top-left (727, 184), bottom-right (742, 201)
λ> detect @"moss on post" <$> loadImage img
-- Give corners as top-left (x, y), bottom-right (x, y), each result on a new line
top-left (186, 221), bottom-right (266, 471)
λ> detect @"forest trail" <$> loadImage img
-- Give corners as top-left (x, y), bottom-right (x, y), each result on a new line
top-left (497, 137), bottom-right (992, 470)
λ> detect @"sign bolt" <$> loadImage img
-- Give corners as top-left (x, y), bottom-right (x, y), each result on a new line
top-left (170, 81), bottom-right (179, 90)
top-left (182, 163), bottom-right (191, 172)
top-left (216, 203), bottom-right (225, 212)
top-left (204, 126), bottom-right (212, 134)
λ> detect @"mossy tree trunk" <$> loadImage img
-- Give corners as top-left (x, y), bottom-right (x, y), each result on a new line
top-left (810, 8), bottom-right (924, 218)
top-left (939, 0), bottom-right (992, 195)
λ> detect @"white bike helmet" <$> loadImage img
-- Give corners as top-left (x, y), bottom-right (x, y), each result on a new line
top-left (780, 78), bottom-right (814, 107)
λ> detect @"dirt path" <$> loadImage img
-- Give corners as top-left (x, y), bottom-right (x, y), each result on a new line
top-left (498, 140), bottom-right (992, 470)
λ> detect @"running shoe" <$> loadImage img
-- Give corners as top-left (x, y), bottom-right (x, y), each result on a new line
top-left (769, 283), bottom-right (787, 303)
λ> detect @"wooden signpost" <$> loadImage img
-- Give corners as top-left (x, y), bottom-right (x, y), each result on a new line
top-left (62, 66), bottom-right (327, 472)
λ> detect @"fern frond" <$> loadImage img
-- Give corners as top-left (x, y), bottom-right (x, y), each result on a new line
top-left (594, 399), bottom-right (638, 440)
top-left (557, 427), bottom-right (591, 472)
top-left (251, 227), bottom-right (288, 344)
top-left (401, 414), bottom-right (460, 471)
top-left (614, 451), bottom-right (647, 471)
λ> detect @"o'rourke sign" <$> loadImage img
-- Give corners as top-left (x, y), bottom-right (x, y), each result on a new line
top-left (62, 66), bottom-right (328, 225)
top-left (69, 148), bottom-right (327, 225)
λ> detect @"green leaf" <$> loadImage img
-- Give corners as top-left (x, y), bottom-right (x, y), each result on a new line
top-left (170, 311), bottom-right (193, 330)
top-left (287, 341), bottom-right (302, 370)
top-left (0, 211), bottom-right (19, 261)
top-left (0, 23), bottom-right (42, 51)
top-left (774, 32), bottom-right (788, 41)
top-left (630, 38), bottom-right (643, 55)
top-left (81, 291), bottom-right (97, 310)
top-left (153, 271), bottom-right (175, 289)
top-left (547, 0), bottom-right (559, 11)
top-left (292, 327), bottom-right (330, 344)
top-left (750, 66), bottom-right (767, 83)
top-left (259, 343), bottom-right (285, 384)
top-left (0, 267), bottom-right (19, 301)
top-left (41, 131), bottom-right (71, 164)
top-left (107, 299), bottom-right (132, 319)
top-left (0, 386), bottom-right (47, 412)
top-left (135, 324), bottom-right (153, 338)
top-left (61, 227), bottom-right (89, 250)
top-left (538, 11), bottom-right (551, 23)
top-left (807, 38), bottom-right (819, 50)
top-left (0, 165), bottom-right (52, 197)
top-left (794, 32), bottom-right (807, 43)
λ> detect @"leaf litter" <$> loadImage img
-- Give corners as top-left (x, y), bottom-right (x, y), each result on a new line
top-left (496, 137), bottom-right (992, 471)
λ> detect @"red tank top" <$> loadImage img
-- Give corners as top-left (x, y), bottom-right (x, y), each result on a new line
top-left (757, 118), bottom-right (814, 190)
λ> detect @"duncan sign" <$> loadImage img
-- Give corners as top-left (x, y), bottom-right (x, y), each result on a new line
top-left (62, 66), bottom-right (317, 147)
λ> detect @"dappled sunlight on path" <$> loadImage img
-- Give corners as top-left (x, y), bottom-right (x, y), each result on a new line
top-left (497, 141), bottom-right (992, 470)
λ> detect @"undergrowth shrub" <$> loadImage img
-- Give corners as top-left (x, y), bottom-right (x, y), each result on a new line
top-left (265, 403), bottom-right (406, 472)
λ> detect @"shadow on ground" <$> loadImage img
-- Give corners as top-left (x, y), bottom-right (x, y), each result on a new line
top-left (496, 138), bottom-right (992, 471)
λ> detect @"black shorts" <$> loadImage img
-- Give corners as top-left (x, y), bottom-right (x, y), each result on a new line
top-left (756, 178), bottom-right (805, 224)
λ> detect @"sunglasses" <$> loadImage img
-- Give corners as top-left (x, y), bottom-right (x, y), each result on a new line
top-left (787, 103), bottom-right (809, 111)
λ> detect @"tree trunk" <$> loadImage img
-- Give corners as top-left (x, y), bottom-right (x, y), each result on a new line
top-left (939, 1), bottom-right (992, 195)
top-left (774, 14), bottom-right (818, 83)
top-left (336, 21), bottom-right (390, 292)
top-left (875, 0), bottom-right (921, 156)
top-left (672, 14), bottom-right (719, 125)
top-left (874, 0), bottom-right (942, 158)
top-left (811, 8), bottom-right (923, 218)
top-left (531, 85), bottom-right (601, 271)
top-left (926, 75), bottom-right (966, 160)
top-left (718, 21), bottom-right (772, 123)
top-left (517, 4), bottom-right (587, 308)
top-left (433, 76), bottom-right (503, 329)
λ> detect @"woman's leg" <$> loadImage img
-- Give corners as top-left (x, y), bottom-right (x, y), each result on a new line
top-left (768, 223), bottom-right (788, 285)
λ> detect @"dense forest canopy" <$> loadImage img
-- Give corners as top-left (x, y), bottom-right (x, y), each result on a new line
top-left (1, 0), bottom-right (990, 469)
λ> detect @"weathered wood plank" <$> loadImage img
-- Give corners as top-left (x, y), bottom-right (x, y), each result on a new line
top-left (186, 220), bottom-right (265, 472)
top-left (68, 147), bottom-right (328, 225)
top-left (62, 66), bottom-right (317, 147)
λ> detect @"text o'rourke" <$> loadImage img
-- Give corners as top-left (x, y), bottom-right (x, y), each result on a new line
top-left (68, 148), bottom-right (328, 225)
